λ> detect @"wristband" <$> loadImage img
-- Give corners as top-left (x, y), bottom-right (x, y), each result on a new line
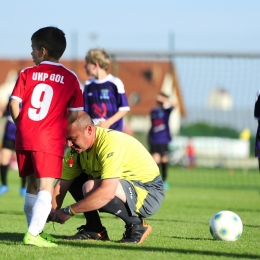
top-left (69, 205), bottom-right (76, 215)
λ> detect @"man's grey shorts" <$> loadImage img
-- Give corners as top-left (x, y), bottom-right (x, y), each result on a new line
top-left (120, 175), bottom-right (165, 218)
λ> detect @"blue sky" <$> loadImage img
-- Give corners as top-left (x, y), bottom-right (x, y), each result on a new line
top-left (0, 0), bottom-right (259, 133)
top-left (0, 0), bottom-right (260, 58)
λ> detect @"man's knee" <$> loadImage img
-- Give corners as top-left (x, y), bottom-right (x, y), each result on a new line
top-left (82, 179), bottom-right (101, 197)
top-left (69, 173), bottom-right (89, 201)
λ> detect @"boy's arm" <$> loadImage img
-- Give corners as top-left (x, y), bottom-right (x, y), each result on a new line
top-left (98, 110), bottom-right (128, 129)
top-left (9, 98), bottom-right (20, 125)
top-left (157, 94), bottom-right (178, 109)
top-left (68, 110), bottom-right (78, 125)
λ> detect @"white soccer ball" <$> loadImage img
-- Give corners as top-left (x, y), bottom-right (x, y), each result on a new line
top-left (209, 210), bottom-right (243, 241)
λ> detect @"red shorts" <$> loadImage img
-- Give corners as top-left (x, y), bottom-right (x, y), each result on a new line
top-left (16, 150), bottom-right (63, 178)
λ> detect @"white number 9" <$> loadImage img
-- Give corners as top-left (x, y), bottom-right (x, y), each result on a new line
top-left (28, 83), bottom-right (53, 121)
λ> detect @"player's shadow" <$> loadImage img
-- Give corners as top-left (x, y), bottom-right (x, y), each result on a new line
top-left (57, 241), bottom-right (260, 259)
top-left (0, 210), bottom-right (25, 216)
top-left (1, 233), bottom-right (260, 259)
top-left (0, 232), bottom-right (24, 243)
top-left (0, 232), bottom-right (66, 243)
top-left (141, 218), bottom-right (260, 228)
top-left (170, 235), bottom-right (212, 241)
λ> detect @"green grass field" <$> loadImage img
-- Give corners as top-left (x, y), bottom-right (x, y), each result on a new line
top-left (1, 167), bottom-right (260, 260)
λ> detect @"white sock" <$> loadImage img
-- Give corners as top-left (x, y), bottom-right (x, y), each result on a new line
top-left (28, 190), bottom-right (52, 237)
top-left (24, 193), bottom-right (37, 227)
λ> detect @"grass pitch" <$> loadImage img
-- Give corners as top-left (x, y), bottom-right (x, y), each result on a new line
top-left (0, 167), bottom-right (260, 260)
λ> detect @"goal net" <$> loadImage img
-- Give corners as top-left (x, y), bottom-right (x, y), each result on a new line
top-left (110, 51), bottom-right (260, 189)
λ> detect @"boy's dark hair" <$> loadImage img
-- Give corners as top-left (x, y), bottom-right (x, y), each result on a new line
top-left (31, 26), bottom-right (66, 60)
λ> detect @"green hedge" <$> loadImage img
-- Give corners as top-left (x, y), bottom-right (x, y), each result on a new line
top-left (133, 122), bottom-right (256, 157)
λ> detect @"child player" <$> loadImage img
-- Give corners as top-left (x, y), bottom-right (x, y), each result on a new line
top-left (0, 98), bottom-right (26, 197)
top-left (148, 92), bottom-right (177, 190)
top-left (83, 48), bottom-right (130, 131)
top-left (9, 26), bottom-right (83, 247)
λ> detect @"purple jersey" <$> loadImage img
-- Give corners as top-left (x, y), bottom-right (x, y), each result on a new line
top-left (3, 119), bottom-right (16, 141)
top-left (3, 100), bottom-right (17, 141)
top-left (83, 74), bottom-right (130, 131)
top-left (149, 106), bottom-right (173, 145)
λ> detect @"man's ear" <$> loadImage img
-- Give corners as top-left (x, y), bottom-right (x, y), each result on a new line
top-left (85, 125), bottom-right (93, 136)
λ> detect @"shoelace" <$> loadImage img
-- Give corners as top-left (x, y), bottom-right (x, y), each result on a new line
top-left (45, 222), bottom-right (56, 232)
top-left (76, 225), bottom-right (87, 233)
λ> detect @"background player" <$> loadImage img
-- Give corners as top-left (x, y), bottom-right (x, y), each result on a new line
top-left (9, 26), bottom-right (83, 247)
top-left (0, 99), bottom-right (26, 197)
top-left (83, 48), bottom-right (130, 131)
top-left (148, 92), bottom-right (177, 190)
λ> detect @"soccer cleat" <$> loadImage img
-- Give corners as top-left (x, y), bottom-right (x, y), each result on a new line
top-left (163, 181), bottom-right (170, 190)
top-left (20, 187), bottom-right (26, 197)
top-left (120, 219), bottom-right (152, 244)
top-left (0, 185), bottom-right (9, 196)
top-left (64, 225), bottom-right (109, 241)
top-left (23, 232), bottom-right (58, 247)
top-left (40, 231), bottom-right (58, 242)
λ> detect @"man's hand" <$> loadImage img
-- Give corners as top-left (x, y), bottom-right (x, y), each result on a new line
top-left (52, 208), bottom-right (72, 224)
top-left (46, 213), bottom-right (53, 223)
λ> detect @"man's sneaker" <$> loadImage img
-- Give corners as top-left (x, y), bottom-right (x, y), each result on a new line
top-left (20, 187), bottom-right (26, 197)
top-left (0, 185), bottom-right (9, 196)
top-left (120, 219), bottom-right (152, 244)
top-left (64, 225), bottom-right (109, 241)
top-left (40, 231), bottom-right (58, 242)
top-left (23, 232), bottom-right (58, 247)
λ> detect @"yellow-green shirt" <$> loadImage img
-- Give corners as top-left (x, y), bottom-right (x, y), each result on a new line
top-left (62, 127), bottom-right (159, 183)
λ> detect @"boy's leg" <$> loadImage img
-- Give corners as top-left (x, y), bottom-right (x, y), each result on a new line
top-left (18, 151), bottom-right (60, 247)
top-left (28, 151), bottom-right (62, 236)
top-left (0, 165), bottom-right (9, 195)
top-left (20, 177), bottom-right (27, 197)
top-left (23, 174), bottom-right (57, 243)
top-left (24, 177), bottom-right (58, 247)
top-left (161, 154), bottom-right (170, 189)
top-left (24, 175), bottom-right (37, 227)
top-left (28, 177), bottom-right (55, 236)
top-left (0, 148), bottom-right (13, 195)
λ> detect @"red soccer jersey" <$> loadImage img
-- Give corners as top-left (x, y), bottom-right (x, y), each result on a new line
top-left (11, 61), bottom-right (84, 157)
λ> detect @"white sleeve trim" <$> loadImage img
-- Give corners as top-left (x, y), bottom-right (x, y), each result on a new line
top-left (10, 95), bottom-right (22, 103)
top-left (68, 107), bottom-right (84, 111)
top-left (118, 106), bottom-right (130, 111)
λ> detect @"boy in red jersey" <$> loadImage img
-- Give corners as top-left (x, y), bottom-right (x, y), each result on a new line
top-left (9, 26), bottom-right (84, 247)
